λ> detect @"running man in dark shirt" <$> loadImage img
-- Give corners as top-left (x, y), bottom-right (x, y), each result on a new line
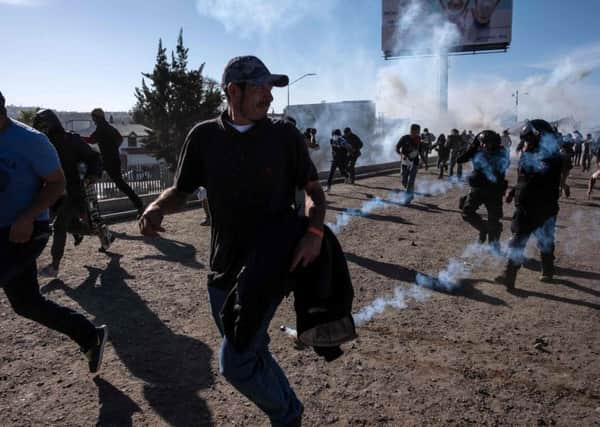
top-left (90, 108), bottom-right (144, 215)
top-left (139, 56), bottom-right (325, 426)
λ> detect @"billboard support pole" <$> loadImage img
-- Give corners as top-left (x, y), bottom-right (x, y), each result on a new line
top-left (439, 53), bottom-right (448, 114)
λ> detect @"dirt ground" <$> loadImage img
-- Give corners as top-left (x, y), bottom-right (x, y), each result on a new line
top-left (1, 164), bottom-right (599, 426)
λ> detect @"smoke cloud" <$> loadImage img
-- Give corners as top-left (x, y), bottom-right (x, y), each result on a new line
top-left (195, 0), bottom-right (337, 37)
top-left (327, 177), bottom-right (465, 234)
top-left (353, 284), bottom-right (428, 326)
top-left (377, 42), bottom-right (600, 135)
top-left (416, 241), bottom-right (504, 291)
top-left (281, 283), bottom-right (428, 339)
top-left (376, 0), bottom-right (600, 136)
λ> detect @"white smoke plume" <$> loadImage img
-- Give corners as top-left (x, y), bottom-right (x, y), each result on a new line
top-left (195, 0), bottom-right (337, 37)
top-left (280, 283), bottom-right (428, 339)
top-left (352, 283), bottom-right (429, 326)
top-left (377, 0), bottom-right (600, 134)
top-left (416, 242), bottom-right (504, 291)
top-left (378, 40), bottom-right (600, 134)
top-left (327, 177), bottom-right (465, 234)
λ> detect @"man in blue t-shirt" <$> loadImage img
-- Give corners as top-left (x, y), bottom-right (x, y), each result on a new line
top-left (0, 91), bottom-right (107, 373)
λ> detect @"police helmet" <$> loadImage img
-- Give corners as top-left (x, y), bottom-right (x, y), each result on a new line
top-left (520, 119), bottom-right (554, 142)
top-left (476, 130), bottom-right (501, 152)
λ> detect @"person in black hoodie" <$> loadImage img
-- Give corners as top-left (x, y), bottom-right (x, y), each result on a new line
top-left (457, 130), bottom-right (509, 251)
top-left (90, 108), bottom-right (144, 215)
top-left (33, 109), bottom-right (104, 277)
top-left (495, 119), bottom-right (563, 288)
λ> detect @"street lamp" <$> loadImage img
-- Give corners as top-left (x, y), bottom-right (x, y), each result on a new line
top-left (286, 73), bottom-right (316, 114)
top-left (512, 90), bottom-right (529, 124)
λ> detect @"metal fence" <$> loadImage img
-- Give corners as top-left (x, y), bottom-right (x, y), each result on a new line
top-left (95, 164), bottom-right (174, 200)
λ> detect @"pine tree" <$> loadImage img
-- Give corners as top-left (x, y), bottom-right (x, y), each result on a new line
top-left (133, 30), bottom-right (223, 167)
top-left (18, 108), bottom-right (40, 126)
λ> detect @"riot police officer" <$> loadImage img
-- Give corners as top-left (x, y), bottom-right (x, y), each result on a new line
top-left (495, 119), bottom-right (563, 288)
top-left (457, 130), bottom-right (509, 251)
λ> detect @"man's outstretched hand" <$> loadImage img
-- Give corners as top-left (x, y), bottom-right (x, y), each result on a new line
top-left (139, 204), bottom-right (165, 237)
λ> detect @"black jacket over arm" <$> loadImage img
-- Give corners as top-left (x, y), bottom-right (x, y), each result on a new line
top-left (220, 212), bottom-right (356, 361)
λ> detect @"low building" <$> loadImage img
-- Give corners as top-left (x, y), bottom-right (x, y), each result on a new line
top-left (7, 106), bottom-right (162, 167)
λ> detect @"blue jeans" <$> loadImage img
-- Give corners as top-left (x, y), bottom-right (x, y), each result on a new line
top-left (208, 286), bottom-right (303, 426)
top-left (401, 160), bottom-right (419, 194)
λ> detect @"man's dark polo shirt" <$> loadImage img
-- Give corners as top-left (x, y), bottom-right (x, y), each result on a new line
top-left (174, 112), bottom-right (319, 291)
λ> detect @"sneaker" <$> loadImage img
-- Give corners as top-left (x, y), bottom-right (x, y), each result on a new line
top-left (539, 274), bottom-right (554, 283)
top-left (200, 218), bottom-right (211, 226)
top-left (39, 264), bottom-right (59, 278)
top-left (85, 325), bottom-right (109, 374)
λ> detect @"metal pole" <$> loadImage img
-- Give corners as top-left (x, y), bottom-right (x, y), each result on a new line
top-left (439, 53), bottom-right (448, 114)
top-left (515, 90), bottom-right (519, 123)
top-left (286, 73), bottom-right (316, 116)
top-left (513, 90), bottom-right (527, 124)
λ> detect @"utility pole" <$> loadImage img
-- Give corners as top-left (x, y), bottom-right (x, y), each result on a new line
top-left (286, 73), bottom-right (316, 115)
top-left (512, 90), bottom-right (528, 123)
top-left (439, 53), bottom-right (448, 114)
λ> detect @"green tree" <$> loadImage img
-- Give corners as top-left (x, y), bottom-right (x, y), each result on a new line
top-left (133, 30), bottom-right (223, 167)
top-left (18, 108), bottom-right (40, 126)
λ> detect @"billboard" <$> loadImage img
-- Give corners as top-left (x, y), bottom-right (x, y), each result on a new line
top-left (382, 0), bottom-right (513, 57)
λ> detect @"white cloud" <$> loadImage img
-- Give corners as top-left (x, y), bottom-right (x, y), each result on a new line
top-left (195, 0), bottom-right (337, 36)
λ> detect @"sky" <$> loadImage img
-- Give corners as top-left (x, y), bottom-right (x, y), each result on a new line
top-left (1, 0), bottom-right (600, 129)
